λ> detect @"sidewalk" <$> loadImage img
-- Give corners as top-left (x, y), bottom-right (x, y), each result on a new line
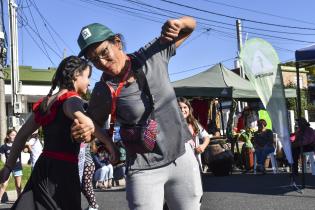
top-left (1, 178), bottom-right (126, 207)
top-left (1, 190), bottom-right (17, 203)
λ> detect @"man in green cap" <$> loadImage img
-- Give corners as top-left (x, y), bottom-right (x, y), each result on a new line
top-left (72, 17), bottom-right (203, 210)
top-left (77, 23), bottom-right (115, 57)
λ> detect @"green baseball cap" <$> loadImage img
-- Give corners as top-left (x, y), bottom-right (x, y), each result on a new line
top-left (77, 23), bottom-right (115, 57)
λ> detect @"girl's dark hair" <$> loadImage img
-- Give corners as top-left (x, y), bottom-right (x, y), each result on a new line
top-left (4, 129), bottom-right (17, 143)
top-left (177, 97), bottom-right (200, 135)
top-left (39, 56), bottom-right (91, 114)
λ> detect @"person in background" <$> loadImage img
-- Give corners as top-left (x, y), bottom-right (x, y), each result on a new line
top-left (177, 97), bottom-right (211, 168)
top-left (112, 140), bottom-right (126, 187)
top-left (0, 129), bottom-right (22, 203)
top-left (81, 141), bottom-right (99, 210)
top-left (253, 119), bottom-right (275, 174)
top-left (72, 16), bottom-right (202, 209)
top-left (291, 117), bottom-right (315, 175)
top-left (0, 56), bottom-right (117, 210)
top-left (239, 128), bottom-right (254, 172)
top-left (25, 130), bottom-right (43, 169)
top-left (92, 145), bottom-right (114, 189)
top-left (243, 106), bottom-right (258, 131)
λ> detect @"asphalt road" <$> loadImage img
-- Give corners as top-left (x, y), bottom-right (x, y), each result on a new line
top-left (1, 172), bottom-right (315, 210)
top-left (82, 172), bottom-right (315, 210)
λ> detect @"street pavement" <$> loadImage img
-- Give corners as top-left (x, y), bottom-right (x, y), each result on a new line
top-left (1, 171), bottom-right (315, 210)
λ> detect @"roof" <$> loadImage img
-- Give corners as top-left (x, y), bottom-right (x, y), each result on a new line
top-left (295, 44), bottom-right (315, 67)
top-left (172, 63), bottom-right (296, 99)
top-left (4, 66), bottom-right (56, 85)
top-left (172, 63), bottom-right (257, 99)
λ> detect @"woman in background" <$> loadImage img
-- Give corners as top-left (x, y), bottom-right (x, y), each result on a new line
top-left (177, 97), bottom-right (211, 168)
top-left (25, 130), bottom-right (43, 169)
top-left (92, 144), bottom-right (114, 190)
top-left (253, 119), bottom-right (274, 174)
top-left (0, 129), bottom-right (23, 203)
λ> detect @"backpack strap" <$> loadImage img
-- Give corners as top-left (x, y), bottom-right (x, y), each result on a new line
top-left (128, 53), bottom-right (155, 121)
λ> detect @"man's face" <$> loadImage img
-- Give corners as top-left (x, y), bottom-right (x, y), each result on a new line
top-left (85, 39), bottom-right (125, 76)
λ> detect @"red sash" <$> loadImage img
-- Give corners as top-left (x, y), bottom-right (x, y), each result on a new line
top-left (42, 150), bottom-right (78, 163)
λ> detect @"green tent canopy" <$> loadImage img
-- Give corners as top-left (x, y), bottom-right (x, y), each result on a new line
top-left (172, 63), bottom-right (296, 99)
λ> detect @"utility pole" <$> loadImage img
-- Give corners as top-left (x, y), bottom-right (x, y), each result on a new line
top-left (0, 0), bottom-right (7, 145)
top-left (235, 19), bottom-right (246, 111)
top-left (8, 0), bottom-right (22, 130)
top-left (236, 19), bottom-right (244, 78)
top-left (63, 48), bottom-right (67, 59)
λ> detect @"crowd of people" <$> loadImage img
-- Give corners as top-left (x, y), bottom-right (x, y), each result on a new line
top-left (0, 14), bottom-right (314, 210)
top-left (0, 16), bottom-right (204, 210)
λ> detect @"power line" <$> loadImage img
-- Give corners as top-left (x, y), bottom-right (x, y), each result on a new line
top-left (18, 13), bottom-right (62, 60)
top-left (161, 0), bottom-right (315, 31)
top-left (170, 58), bottom-right (235, 75)
top-left (28, 0), bottom-right (62, 55)
top-left (20, 22), bottom-right (56, 66)
top-left (75, 0), bottom-right (312, 53)
top-left (122, 0), bottom-right (314, 43)
top-left (179, 28), bottom-right (211, 48)
top-left (24, 0), bottom-right (51, 60)
top-left (198, 21), bottom-right (314, 44)
top-left (29, 0), bottom-right (76, 54)
top-left (202, 0), bottom-right (315, 26)
top-left (197, 18), bottom-right (315, 36)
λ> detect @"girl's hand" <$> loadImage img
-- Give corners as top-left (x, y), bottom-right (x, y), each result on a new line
top-left (0, 165), bottom-right (11, 183)
top-left (195, 144), bottom-right (207, 154)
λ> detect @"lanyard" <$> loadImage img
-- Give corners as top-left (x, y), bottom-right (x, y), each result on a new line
top-left (106, 57), bottom-right (131, 136)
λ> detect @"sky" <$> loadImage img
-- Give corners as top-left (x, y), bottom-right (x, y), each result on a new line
top-left (2, 0), bottom-right (315, 88)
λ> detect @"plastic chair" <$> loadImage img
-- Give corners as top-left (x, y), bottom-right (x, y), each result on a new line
top-left (303, 151), bottom-right (315, 175)
top-left (253, 133), bottom-right (278, 174)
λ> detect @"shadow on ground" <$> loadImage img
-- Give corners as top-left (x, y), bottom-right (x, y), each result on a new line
top-left (202, 172), bottom-right (315, 196)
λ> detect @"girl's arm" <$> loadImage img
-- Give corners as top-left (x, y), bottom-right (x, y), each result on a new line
top-left (195, 123), bottom-right (211, 154)
top-left (64, 97), bottom-right (118, 164)
top-left (0, 114), bottom-right (39, 183)
top-left (63, 97), bottom-right (95, 142)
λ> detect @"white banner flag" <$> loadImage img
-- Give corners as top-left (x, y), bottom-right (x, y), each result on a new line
top-left (240, 38), bottom-right (293, 164)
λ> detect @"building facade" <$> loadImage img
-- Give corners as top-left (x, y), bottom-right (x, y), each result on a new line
top-left (4, 65), bottom-right (56, 127)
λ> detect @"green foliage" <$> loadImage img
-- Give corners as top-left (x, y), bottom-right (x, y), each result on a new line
top-left (285, 82), bottom-right (309, 117)
top-left (306, 66), bottom-right (315, 86)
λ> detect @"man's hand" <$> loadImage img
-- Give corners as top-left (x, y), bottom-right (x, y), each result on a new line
top-left (160, 19), bottom-right (183, 43)
top-left (71, 119), bottom-right (94, 143)
top-left (159, 16), bottom-right (196, 47)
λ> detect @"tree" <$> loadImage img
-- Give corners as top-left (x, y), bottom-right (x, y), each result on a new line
top-left (285, 82), bottom-right (309, 118)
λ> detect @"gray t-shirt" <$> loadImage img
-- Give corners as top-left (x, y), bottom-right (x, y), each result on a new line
top-left (88, 38), bottom-right (192, 170)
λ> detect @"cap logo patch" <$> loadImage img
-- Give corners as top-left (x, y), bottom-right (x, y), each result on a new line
top-left (81, 28), bottom-right (92, 40)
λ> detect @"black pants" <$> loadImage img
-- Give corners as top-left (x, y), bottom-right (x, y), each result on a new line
top-left (292, 144), bottom-right (314, 175)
